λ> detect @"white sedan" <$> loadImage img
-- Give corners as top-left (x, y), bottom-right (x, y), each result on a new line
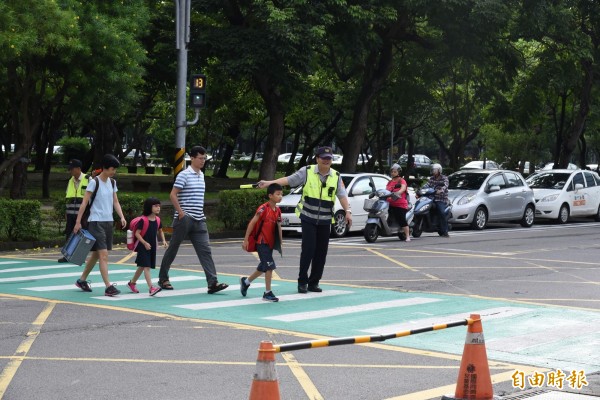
top-left (277, 173), bottom-right (391, 238)
top-left (525, 169), bottom-right (600, 223)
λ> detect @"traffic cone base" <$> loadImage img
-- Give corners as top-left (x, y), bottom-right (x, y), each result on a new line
top-left (442, 314), bottom-right (494, 400)
top-left (249, 341), bottom-right (281, 400)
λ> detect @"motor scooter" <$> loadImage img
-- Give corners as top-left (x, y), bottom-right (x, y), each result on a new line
top-left (411, 187), bottom-right (452, 238)
top-left (363, 186), bottom-right (413, 243)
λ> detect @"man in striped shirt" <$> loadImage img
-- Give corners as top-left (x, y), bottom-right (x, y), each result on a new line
top-left (157, 146), bottom-right (228, 294)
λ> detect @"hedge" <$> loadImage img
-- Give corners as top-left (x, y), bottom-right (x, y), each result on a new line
top-left (217, 189), bottom-right (268, 230)
top-left (0, 199), bottom-right (42, 241)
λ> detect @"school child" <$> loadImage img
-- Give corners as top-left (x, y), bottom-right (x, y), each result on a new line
top-left (74, 154), bottom-right (127, 296)
top-left (126, 197), bottom-right (168, 296)
top-left (240, 183), bottom-right (284, 302)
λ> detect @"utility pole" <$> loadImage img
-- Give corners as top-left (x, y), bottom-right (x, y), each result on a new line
top-left (174, 0), bottom-right (200, 177)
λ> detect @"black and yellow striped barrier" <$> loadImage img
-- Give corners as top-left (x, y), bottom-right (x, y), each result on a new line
top-left (274, 317), bottom-right (476, 353)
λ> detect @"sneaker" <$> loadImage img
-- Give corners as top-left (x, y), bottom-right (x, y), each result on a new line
top-left (262, 291), bottom-right (279, 302)
top-left (149, 286), bottom-right (162, 296)
top-left (104, 284), bottom-right (120, 297)
top-left (127, 281), bottom-right (139, 293)
top-left (240, 277), bottom-right (250, 297)
top-left (75, 279), bottom-right (92, 292)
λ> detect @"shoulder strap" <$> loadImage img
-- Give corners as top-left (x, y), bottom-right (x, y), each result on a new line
top-left (253, 206), bottom-right (267, 240)
top-left (139, 216), bottom-right (151, 237)
top-left (89, 177), bottom-right (100, 207)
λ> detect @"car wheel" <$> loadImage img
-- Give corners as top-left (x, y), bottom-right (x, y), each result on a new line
top-left (595, 205), bottom-right (600, 222)
top-left (363, 224), bottom-right (379, 243)
top-left (471, 207), bottom-right (487, 230)
top-left (331, 211), bottom-right (349, 238)
top-left (520, 205), bottom-right (535, 227)
top-left (557, 204), bottom-right (569, 224)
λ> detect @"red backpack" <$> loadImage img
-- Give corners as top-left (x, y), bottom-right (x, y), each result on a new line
top-left (127, 215), bottom-right (160, 251)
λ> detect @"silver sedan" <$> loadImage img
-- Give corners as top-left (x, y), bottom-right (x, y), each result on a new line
top-left (448, 170), bottom-right (536, 230)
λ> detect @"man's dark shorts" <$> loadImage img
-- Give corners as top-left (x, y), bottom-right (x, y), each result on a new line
top-left (88, 221), bottom-right (114, 251)
top-left (256, 243), bottom-right (277, 272)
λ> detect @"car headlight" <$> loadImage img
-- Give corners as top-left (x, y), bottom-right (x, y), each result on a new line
top-left (540, 194), bottom-right (559, 202)
top-left (457, 194), bottom-right (477, 205)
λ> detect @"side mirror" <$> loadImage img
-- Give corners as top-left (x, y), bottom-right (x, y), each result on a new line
top-left (487, 185), bottom-right (500, 193)
top-left (575, 183), bottom-right (584, 190)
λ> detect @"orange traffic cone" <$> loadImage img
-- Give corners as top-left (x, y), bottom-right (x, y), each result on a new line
top-left (249, 341), bottom-right (281, 400)
top-left (442, 314), bottom-right (493, 400)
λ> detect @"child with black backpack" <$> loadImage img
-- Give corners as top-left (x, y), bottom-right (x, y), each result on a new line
top-left (126, 197), bottom-right (168, 296)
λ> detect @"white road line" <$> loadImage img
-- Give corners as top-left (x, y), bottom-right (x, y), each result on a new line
top-left (360, 306), bottom-right (533, 334)
top-left (0, 269), bottom-right (133, 283)
top-left (487, 320), bottom-right (600, 352)
top-left (23, 276), bottom-right (203, 292)
top-left (264, 297), bottom-right (441, 322)
top-left (0, 265), bottom-right (78, 274)
top-left (95, 283), bottom-right (269, 301)
top-left (0, 261), bottom-right (26, 265)
top-left (175, 290), bottom-right (353, 311)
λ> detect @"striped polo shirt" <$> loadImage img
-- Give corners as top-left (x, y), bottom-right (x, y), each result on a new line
top-left (173, 166), bottom-right (206, 221)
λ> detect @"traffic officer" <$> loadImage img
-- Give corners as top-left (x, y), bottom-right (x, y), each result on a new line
top-left (258, 146), bottom-right (352, 293)
top-left (59, 159), bottom-right (89, 262)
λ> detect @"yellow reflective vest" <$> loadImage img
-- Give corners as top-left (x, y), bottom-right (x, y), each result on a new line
top-left (65, 174), bottom-right (90, 215)
top-left (295, 166), bottom-right (339, 225)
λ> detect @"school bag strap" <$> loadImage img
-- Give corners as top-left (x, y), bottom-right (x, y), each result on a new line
top-left (128, 215), bottom-right (161, 251)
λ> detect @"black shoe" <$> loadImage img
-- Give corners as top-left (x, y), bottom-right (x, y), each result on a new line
top-left (240, 277), bottom-right (250, 297)
top-left (298, 284), bottom-right (308, 294)
top-left (441, 233), bottom-right (450, 238)
top-left (75, 279), bottom-right (92, 292)
top-left (307, 285), bottom-right (322, 293)
top-left (104, 284), bottom-right (120, 297)
top-left (58, 257), bottom-right (67, 263)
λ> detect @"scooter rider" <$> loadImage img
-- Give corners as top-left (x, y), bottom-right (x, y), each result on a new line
top-left (425, 163), bottom-right (450, 237)
top-left (386, 164), bottom-right (410, 241)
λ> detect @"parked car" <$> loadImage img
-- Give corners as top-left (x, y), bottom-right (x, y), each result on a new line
top-left (277, 173), bottom-right (391, 238)
top-left (239, 152), bottom-right (263, 161)
top-left (525, 169), bottom-right (600, 223)
top-left (447, 169), bottom-right (536, 229)
top-left (398, 154), bottom-right (432, 176)
top-left (459, 160), bottom-right (500, 170)
top-left (541, 162), bottom-right (577, 170)
top-left (277, 153), bottom-right (302, 163)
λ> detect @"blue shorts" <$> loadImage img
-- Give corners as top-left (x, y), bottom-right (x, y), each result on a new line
top-left (256, 243), bottom-right (276, 272)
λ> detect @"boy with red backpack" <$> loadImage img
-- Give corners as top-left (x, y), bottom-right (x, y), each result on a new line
top-left (240, 183), bottom-right (284, 302)
top-left (127, 197), bottom-right (168, 296)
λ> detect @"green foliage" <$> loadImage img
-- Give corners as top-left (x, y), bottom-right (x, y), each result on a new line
top-left (53, 198), bottom-right (67, 234)
top-left (0, 199), bottom-right (42, 241)
top-left (217, 189), bottom-right (267, 230)
top-left (57, 137), bottom-right (91, 165)
top-left (117, 194), bottom-right (146, 221)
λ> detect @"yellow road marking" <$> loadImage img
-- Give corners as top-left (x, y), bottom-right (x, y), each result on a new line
top-left (280, 352), bottom-right (324, 399)
top-left (0, 302), bottom-right (56, 398)
top-left (367, 248), bottom-right (441, 280)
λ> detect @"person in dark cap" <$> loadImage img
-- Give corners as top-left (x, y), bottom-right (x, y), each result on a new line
top-left (58, 159), bottom-right (90, 262)
top-left (257, 146), bottom-right (352, 293)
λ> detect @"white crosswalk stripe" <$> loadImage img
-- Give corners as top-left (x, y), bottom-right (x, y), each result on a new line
top-left (0, 261), bottom-right (26, 265)
top-left (95, 283), bottom-right (269, 301)
top-left (0, 264), bottom-right (78, 274)
top-left (360, 306), bottom-right (532, 334)
top-left (0, 269), bottom-right (133, 283)
top-left (264, 297), bottom-right (441, 322)
top-left (23, 275), bottom-right (203, 292)
top-left (175, 290), bottom-right (353, 310)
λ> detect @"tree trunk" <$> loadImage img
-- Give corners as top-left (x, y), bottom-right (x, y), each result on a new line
top-left (215, 125), bottom-right (240, 178)
top-left (254, 75), bottom-right (285, 180)
top-left (559, 59), bottom-right (593, 168)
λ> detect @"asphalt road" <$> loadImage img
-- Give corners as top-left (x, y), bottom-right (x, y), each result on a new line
top-left (0, 220), bottom-right (599, 399)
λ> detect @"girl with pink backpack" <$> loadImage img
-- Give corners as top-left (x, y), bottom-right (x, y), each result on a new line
top-left (126, 197), bottom-right (168, 296)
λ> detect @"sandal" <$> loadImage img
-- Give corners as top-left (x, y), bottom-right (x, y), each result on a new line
top-left (159, 280), bottom-right (174, 290)
top-left (207, 282), bottom-right (229, 294)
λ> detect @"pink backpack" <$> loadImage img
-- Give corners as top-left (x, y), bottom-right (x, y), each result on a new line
top-left (127, 215), bottom-right (160, 251)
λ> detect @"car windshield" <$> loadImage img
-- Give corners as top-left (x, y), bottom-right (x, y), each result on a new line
top-left (448, 173), bottom-right (487, 190)
top-left (526, 172), bottom-right (572, 189)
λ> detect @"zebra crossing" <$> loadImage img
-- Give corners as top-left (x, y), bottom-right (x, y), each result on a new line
top-left (0, 257), bottom-right (598, 373)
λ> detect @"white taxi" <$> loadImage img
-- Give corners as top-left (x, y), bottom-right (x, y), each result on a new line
top-left (525, 169), bottom-right (600, 223)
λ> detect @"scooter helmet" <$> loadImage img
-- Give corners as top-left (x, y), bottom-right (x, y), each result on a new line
top-left (390, 163), bottom-right (402, 173)
top-left (431, 163), bottom-right (442, 174)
